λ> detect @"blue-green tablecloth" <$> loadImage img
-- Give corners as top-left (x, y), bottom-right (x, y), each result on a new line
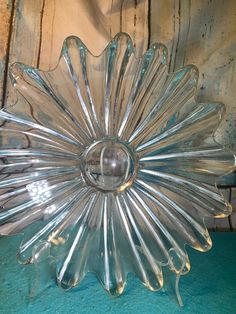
top-left (0, 233), bottom-right (235, 314)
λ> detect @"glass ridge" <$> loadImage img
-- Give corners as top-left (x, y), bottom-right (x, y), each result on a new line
top-left (0, 33), bottom-right (234, 297)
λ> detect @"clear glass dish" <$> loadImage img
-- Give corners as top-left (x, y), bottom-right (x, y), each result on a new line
top-left (0, 33), bottom-right (234, 302)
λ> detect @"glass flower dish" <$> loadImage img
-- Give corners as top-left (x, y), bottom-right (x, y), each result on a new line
top-left (0, 33), bottom-right (235, 302)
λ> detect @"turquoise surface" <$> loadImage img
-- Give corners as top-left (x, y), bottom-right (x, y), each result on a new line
top-left (0, 233), bottom-right (236, 314)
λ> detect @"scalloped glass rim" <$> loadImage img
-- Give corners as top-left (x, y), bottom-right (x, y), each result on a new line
top-left (0, 32), bottom-right (234, 301)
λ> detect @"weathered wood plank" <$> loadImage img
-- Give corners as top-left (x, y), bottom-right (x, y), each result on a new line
top-left (39, 0), bottom-right (149, 70)
top-left (4, 0), bottom-right (45, 107)
top-left (150, 0), bottom-right (236, 158)
top-left (150, 0), bottom-right (235, 229)
top-left (0, 0), bottom-right (14, 108)
top-left (121, 0), bottom-right (149, 56)
top-left (149, 0), bottom-right (175, 71)
top-left (8, 0), bottom-right (44, 66)
top-left (184, 0), bottom-right (236, 156)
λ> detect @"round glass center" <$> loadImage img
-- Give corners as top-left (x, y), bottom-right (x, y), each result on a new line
top-left (82, 140), bottom-right (136, 191)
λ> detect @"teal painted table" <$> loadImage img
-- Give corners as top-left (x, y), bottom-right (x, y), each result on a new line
top-left (0, 233), bottom-right (235, 314)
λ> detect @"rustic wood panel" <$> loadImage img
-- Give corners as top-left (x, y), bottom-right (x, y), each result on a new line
top-left (3, 0), bottom-right (45, 107)
top-left (0, 0), bottom-right (14, 108)
top-left (39, 0), bottom-right (149, 70)
top-left (2, 0), bottom-right (149, 105)
top-left (150, 0), bottom-right (236, 231)
top-left (150, 0), bottom-right (236, 154)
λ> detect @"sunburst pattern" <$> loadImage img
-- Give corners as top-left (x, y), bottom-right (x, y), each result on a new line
top-left (0, 33), bottom-right (234, 296)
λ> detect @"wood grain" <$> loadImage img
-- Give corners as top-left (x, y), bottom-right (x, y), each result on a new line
top-left (150, 0), bottom-right (236, 230)
top-left (39, 0), bottom-right (149, 70)
top-left (3, 0), bottom-right (45, 107)
top-left (150, 0), bottom-right (236, 154)
top-left (0, 0), bottom-right (14, 108)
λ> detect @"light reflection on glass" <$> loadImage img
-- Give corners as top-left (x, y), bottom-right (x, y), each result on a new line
top-left (27, 180), bottom-right (51, 204)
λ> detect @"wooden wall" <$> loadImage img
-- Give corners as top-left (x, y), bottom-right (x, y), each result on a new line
top-left (150, 0), bottom-right (236, 153)
top-left (0, 0), bottom-right (235, 230)
top-left (149, 0), bottom-right (236, 230)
